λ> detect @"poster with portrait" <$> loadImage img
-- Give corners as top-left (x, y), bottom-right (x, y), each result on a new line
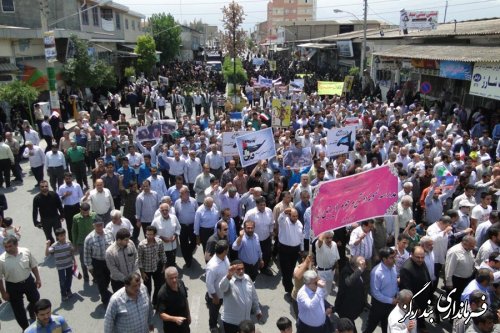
top-left (271, 99), bottom-right (291, 127)
top-left (134, 119), bottom-right (176, 143)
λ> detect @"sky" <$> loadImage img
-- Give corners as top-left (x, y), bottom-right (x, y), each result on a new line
top-left (117, 0), bottom-right (500, 31)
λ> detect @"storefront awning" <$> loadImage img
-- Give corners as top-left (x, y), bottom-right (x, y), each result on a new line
top-left (373, 44), bottom-right (500, 63)
top-left (297, 43), bottom-right (336, 49)
top-left (0, 63), bottom-right (19, 72)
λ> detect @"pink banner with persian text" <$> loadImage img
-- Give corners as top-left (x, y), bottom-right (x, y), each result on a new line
top-left (311, 165), bottom-right (399, 236)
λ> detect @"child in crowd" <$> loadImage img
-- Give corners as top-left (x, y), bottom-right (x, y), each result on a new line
top-left (45, 228), bottom-right (76, 301)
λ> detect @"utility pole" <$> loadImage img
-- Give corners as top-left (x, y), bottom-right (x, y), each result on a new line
top-left (443, 0), bottom-right (448, 23)
top-left (360, 0), bottom-right (368, 76)
top-left (232, 7), bottom-right (237, 107)
top-left (40, 0), bottom-right (61, 114)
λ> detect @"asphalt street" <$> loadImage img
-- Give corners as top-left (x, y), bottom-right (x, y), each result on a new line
top-left (0, 105), bottom-right (452, 333)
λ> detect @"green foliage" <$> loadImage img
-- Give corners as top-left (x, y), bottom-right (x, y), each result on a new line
top-left (62, 35), bottom-right (116, 89)
top-left (349, 66), bottom-right (360, 77)
top-left (149, 13), bottom-right (182, 63)
top-left (0, 80), bottom-right (39, 107)
top-left (222, 57), bottom-right (247, 84)
top-left (124, 66), bottom-right (136, 78)
top-left (135, 35), bottom-right (157, 76)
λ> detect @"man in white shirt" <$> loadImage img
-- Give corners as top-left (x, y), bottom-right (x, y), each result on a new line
top-left (315, 231), bottom-right (340, 296)
top-left (57, 172), bottom-right (84, 241)
top-left (151, 203), bottom-right (181, 267)
top-left (244, 197), bottom-right (274, 276)
top-left (82, 178), bottom-right (115, 222)
top-left (349, 220), bottom-right (374, 301)
top-left (297, 270), bottom-right (332, 331)
top-left (205, 144), bottom-right (224, 180)
top-left (278, 208), bottom-right (304, 294)
top-left (23, 141), bottom-right (45, 186)
top-left (147, 166), bottom-right (168, 198)
top-left (471, 193), bottom-right (493, 229)
top-left (45, 145), bottom-right (66, 191)
top-left (126, 145), bottom-right (144, 175)
top-left (184, 150), bottom-right (202, 196)
top-left (205, 240), bottom-right (230, 333)
top-left (104, 209), bottom-right (134, 238)
top-left (388, 289), bottom-right (417, 333)
top-left (426, 215), bottom-right (453, 282)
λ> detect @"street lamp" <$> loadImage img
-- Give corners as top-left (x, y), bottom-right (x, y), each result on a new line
top-left (333, 3), bottom-right (368, 76)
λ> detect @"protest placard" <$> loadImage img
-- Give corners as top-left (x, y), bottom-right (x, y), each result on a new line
top-left (134, 119), bottom-right (176, 143)
top-left (326, 126), bottom-right (357, 157)
top-left (236, 128), bottom-right (276, 167)
top-left (222, 131), bottom-right (251, 157)
top-left (283, 147), bottom-right (313, 169)
top-left (271, 99), bottom-right (291, 127)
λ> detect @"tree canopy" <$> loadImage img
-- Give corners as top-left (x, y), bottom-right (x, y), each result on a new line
top-left (62, 35), bottom-right (116, 90)
top-left (135, 34), bottom-right (157, 76)
top-left (149, 13), bottom-right (182, 63)
top-left (0, 80), bottom-right (39, 107)
top-left (221, 1), bottom-right (246, 58)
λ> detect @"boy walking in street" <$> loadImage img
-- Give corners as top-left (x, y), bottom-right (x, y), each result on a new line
top-left (45, 228), bottom-right (76, 301)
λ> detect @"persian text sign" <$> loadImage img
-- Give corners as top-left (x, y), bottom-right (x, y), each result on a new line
top-left (470, 62), bottom-right (500, 101)
top-left (326, 126), bottom-right (357, 157)
top-left (236, 128), bottom-right (276, 167)
top-left (311, 166), bottom-right (398, 236)
top-left (222, 131), bottom-right (251, 157)
top-left (317, 81), bottom-right (344, 95)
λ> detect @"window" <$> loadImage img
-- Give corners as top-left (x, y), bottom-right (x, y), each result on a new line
top-left (1, 0), bottom-right (15, 12)
top-left (132, 20), bottom-right (135, 30)
top-left (92, 7), bottom-right (99, 26)
top-left (81, 4), bottom-right (89, 25)
top-left (115, 13), bottom-right (121, 29)
top-left (100, 8), bottom-right (113, 20)
top-left (125, 18), bottom-right (129, 29)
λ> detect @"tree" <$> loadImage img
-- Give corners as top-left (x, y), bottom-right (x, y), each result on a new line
top-left (62, 35), bottom-right (116, 90)
top-left (189, 18), bottom-right (205, 33)
top-left (135, 35), bottom-right (157, 76)
top-left (0, 80), bottom-right (39, 108)
top-left (149, 13), bottom-right (182, 63)
top-left (221, 1), bottom-right (246, 58)
top-left (222, 57), bottom-right (247, 85)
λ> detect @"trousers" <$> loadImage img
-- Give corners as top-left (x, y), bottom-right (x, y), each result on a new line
top-left (5, 275), bottom-right (40, 330)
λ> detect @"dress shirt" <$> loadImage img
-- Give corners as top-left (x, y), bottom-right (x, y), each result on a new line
top-left (126, 152), bottom-right (144, 174)
top-left (232, 233), bottom-right (262, 265)
top-left (445, 243), bottom-right (475, 285)
top-left (0, 247), bottom-right (38, 283)
top-left (23, 146), bottom-right (45, 168)
top-left (206, 255), bottom-right (230, 299)
top-left (194, 204), bottom-right (220, 235)
top-left (58, 182), bottom-right (84, 206)
top-left (370, 262), bottom-right (398, 304)
top-left (0, 142), bottom-right (14, 163)
top-left (425, 251), bottom-right (436, 281)
top-left (184, 158), bottom-right (202, 183)
top-left (292, 184), bottom-right (312, 205)
top-left (475, 240), bottom-right (499, 267)
top-left (476, 221), bottom-right (492, 250)
top-left (349, 226), bottom-right (374, 259)
top-left (147, 175), bottom-right (168, 197)
top-left (117, 167), bottom-right (136, 188)
top-left (105, 240), bottom-right (139, 281)
top-left (461, 280), bottom-right (491, 305)
top-left (105, 219), bottom-right (134, 238)
top-left (41, 121), bottom-right (53, 136)
top-left (24, 130), bottom-right (40, 145)
top-left (33, 191), bottom-right (64, 223)
top-left (297, 285), bottom-right (327, 327)
top-left (135, 191), bottom-right (161, 223)
top-left (85, 188), bottom-right (115, 215)
top-left (244, 207), bottom-right (274, 241)
top-left (45, 151), bottom-right (66, 168)
top-left (174, 197), bottom-right (198, 225)
top-left (219, 274), bottom-right (261, 325)
top-left (455, 211), bottom-right (471, 233)
top-left (303, 207), bottom-right (311, 240)
top-left (278, 212), bottom-right (304, 249)
top-left (426, 222), bottom-right (451, 264)
top-left (206, 151), bottom-right (224, 170)
top-left (101, 173), bottom-right (120, 197)
top-left (219, 192), bottom-right (241, 218)
top-left (151, 214), bottom-right (181, 251)
top-left (166, 157), bottom-right (185, 176)
top-left (388, 305), bottom-right (417, 333)
top-left (104, 284), bottom-right (153, 333)
top-left (316, 242), bottom-right (340, 269)
top-left (167, 185), bottom-right (184, 203)
top-left (138, 238), bottom-right (166, 273)
top-left (194, 173), bottom-right (213, 203)
top-left (83, 230), bottom-right (115, 269)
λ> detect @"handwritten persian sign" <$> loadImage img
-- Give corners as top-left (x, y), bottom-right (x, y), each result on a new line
top-left (311, 166), bottom-right (398, 235)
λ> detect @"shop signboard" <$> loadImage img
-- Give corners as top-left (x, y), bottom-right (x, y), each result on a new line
top-left (470, 62), bottom-right (500, 101)
top-left (439, 61), bottom-right (472, 80)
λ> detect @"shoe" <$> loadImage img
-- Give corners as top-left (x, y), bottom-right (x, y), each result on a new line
top-left (261, 267), bottom-right (273, 276)
top-left (210, 328), bottom-right (219, 333)
top-left (62, 295), bottom-right (69, 301)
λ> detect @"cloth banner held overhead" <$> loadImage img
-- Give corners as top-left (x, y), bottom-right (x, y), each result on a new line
top-left (222, 131), bottom-right (251, 157)
top-left (258, 75), bottom-right (273, 88)
top-left (326, 126), bottom-right (357, 157)
top-left (236, 128), bottom-right (277, 167)
top-left (311, 165), bottom-right (399, 236)
top-left (134, 119), bottom-right (176, 143)
top-left (317, 81), bottom-right (344, 95)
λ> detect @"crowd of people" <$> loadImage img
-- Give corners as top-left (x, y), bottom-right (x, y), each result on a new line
top-left (0, 57), bottom-right (500, 333)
